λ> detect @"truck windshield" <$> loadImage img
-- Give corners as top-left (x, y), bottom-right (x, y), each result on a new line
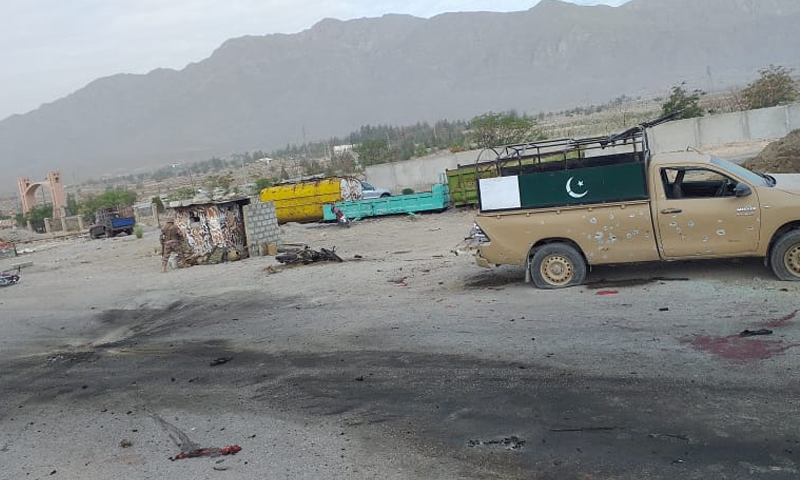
top-left (710, 157), bottom-right (770, 187)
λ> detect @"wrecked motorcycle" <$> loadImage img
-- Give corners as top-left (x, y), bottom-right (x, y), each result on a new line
top-left (276, 246), bottom-right (343, 265)
top-left (0, 267), bottom-right (20, 287)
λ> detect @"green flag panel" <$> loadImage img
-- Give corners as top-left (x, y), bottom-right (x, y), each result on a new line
top-left (517, 162), bottom-right (647, 208)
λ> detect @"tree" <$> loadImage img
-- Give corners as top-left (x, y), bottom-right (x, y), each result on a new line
top-left (325, 152), bottom-right (359, 177)
top-left (741, 65), bottom-right (797, 110)
top-left (151, 196), bottom-right (165, 214)
top-left (66, 194), bottom-right (80, 216)
top-left (77, 188), bottom-right (138, 223)
top-left (204, 173), bottom-right (234, 193)
top-left (468, 111), bottom-right (543, 148)
top-left (22, 204), bottom-right (53, 232)
top-left (170, 187), bottom-right (197, 201)
top-left (353, 138), bottom-right (396, 166)
top-left (661, 82), bottom-right (704, 119)
top-left (253, 177), bottom-right (275, 191)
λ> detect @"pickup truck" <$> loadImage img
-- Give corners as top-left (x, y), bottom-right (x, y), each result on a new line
top-left (471, 120), bottom-right (800, 288)
top-left (89, 207), bottom-right (136, 239)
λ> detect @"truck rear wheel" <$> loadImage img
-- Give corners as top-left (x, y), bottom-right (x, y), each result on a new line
top-left (530, 243), bottom-right (586, 289)
top-left (770, 230), bottom-right (800, 281)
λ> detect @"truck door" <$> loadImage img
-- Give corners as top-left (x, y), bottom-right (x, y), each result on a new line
top-left (654, 166), bottom-right (760, 258)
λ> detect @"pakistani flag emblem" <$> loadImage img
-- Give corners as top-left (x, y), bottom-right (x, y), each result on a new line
top-left (566, 177), bottom-right (588, 199)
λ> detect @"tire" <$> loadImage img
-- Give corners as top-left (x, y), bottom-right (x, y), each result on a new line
top-left (380, 193), bottom-right (390, 198)
top-left (529, 243), bottom-right (587, 289)
top-left (770, 229), bottom-right (800, 281)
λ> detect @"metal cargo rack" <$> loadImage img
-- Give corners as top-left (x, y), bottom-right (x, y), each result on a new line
top-left (472, 112), bottom-right (679, 178)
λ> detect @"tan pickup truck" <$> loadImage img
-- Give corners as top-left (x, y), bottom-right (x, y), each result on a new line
top-left (471, 124), bottom-right (800, 288)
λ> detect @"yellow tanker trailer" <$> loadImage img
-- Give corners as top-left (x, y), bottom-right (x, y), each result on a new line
top-left (259, 177), bottom-right (363, 223)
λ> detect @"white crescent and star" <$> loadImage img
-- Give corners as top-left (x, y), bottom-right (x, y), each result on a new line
top-left (566, 177), bottom-right (588, 199)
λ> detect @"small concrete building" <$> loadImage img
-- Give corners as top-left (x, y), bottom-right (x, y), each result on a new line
top-left (167, 196), bottom-right (281, 263)
top-left (168, 198), bottom-right (252, 260)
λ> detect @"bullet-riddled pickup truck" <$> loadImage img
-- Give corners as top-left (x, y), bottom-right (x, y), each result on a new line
top-left (471, 119), bottom-right (800, 288)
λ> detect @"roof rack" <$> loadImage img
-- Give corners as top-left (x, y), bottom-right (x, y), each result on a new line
top-left (472, 111), bottom-right (680, 175)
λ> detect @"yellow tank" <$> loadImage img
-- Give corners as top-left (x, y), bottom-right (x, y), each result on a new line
top-left (259, 177), bottom-right (363, 223)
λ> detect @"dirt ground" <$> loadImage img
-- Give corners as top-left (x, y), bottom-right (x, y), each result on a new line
top-left (1, 208), bottom-right (800, 479)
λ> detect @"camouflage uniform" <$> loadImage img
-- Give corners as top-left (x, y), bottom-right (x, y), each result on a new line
top-left (160, 221), bottom-right (185, 272)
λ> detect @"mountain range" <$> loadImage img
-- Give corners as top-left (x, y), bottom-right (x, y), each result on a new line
top-left (1, 0), bottom-right (799, 193)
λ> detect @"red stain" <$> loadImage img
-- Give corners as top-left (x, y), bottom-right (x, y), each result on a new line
top-left (596, 290), bottom-right (619, 296)
top-left (688, 335), bottom-right (800, 362)
top-left (762, 309), bottom-right (798, 328)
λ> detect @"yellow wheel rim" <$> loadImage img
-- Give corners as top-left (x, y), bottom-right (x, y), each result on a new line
top-left (784, 243), bottom-right (800, 278)
top-left (540, 254), bottom-right (574, 286)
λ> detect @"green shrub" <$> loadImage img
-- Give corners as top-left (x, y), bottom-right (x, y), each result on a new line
top-left (401, 188), bottom-right (415, 195)
top-left (134, 225), bottom-right (144, 239)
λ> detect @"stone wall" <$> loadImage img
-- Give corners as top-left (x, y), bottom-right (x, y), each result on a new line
top-left (242, 200), bottom-right (280, 257)
top-left (42, 215), bottom-right (85, 235)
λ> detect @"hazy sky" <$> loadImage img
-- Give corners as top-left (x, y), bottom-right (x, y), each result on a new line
top-left (0, 0), bottom-right (628, 120)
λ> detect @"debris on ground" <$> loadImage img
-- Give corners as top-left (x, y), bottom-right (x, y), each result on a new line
top-left (739, 328), bottom-right (773, 337)
top-left (0, 266), bottom-right (21, 287)
top-left (169, 444), bottom-right (242, 461)
top-left (0, 228), bottom-right (46, 243)
top-left (595, 290), bottom-right (619, 296)
top-left (276, 245), bottom-right (342, 265)
top-left (263, 265), bottom-right (281, 274)
top-left (209, 357), bottom-right (233, 366)
top-left (467, 436), bottom-right (526, 450)
top-left (743, 128), bottom-right (800, 173)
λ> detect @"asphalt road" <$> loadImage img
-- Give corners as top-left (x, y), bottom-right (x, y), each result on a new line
top-left (1, 217), bottom-right (799, 479)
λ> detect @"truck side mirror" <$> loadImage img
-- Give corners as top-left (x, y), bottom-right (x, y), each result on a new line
top-left (734, 183), bottom-right (751, 197)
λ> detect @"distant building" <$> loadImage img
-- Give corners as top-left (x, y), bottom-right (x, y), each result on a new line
top-left (333, 144), bottom-right (354, 155)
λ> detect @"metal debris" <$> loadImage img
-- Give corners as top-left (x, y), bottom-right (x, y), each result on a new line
top-left (276, 246), bottom-right (342, 265)
top-left (739, 329), bottom-right (773, 337)
top-left (170, 444), bottom-right (242, 461)
top-left (210, 357), bottom-right (233, 366)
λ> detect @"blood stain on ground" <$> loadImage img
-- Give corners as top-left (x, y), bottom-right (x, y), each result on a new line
top-left (687, 335), bottom-right (800, 362)
top-left (761, 309), bottom-right (798, 328)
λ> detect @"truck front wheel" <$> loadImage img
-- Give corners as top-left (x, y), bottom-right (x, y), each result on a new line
top-left (770, 230), bottom-right (800, 281)
top-left (529, 243), bottom-right (587, 289)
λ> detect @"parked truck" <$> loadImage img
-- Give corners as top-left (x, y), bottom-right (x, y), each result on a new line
top-left (89, 207), bottom-right (136, 239)
top-left (470, 117), bottom-right (800, 288)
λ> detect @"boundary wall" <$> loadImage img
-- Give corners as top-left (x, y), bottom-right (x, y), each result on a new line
top-left (366, 103), bottom-right (800, 193)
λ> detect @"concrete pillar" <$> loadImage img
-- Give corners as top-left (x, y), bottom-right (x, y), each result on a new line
top-left (60, 216), bottom-right (67, 233)
top-left (44, 218), bottom-right (52, 234)
top-left (26, 220), bottom-right (33, 232)
top-left (77, 215), bottom-right (85, 231)
top-left (152, 203), bottom-right (160, 227)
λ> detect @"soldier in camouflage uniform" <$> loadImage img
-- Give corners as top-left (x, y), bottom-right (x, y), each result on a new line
top-left (160, 218), bottom-right (185, 272)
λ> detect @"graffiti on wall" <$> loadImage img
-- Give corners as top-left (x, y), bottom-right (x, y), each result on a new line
top-left (172, 201), bottom-right (247, 256)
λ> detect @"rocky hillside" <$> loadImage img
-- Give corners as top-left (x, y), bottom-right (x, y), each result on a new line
top-left (1, 0), bottom-right (799, 191)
